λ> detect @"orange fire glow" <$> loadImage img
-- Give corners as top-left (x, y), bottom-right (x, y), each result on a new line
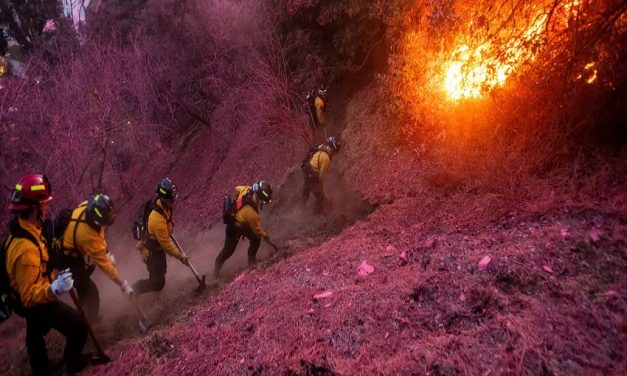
top-left (577, 62), bottom-right (598, 84)
top-left (564, 0), bottom-right (581, 16)
top-left (444, 14), bottom-right (548, 100)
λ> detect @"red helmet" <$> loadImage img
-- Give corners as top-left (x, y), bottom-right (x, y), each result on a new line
top-left (8, 174), bottom-right (53, 212)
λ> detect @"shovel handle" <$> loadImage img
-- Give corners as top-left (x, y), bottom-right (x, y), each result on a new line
top-left (188, 261), bottom-right (203, 283)
top-left (130, 298), bottom-right (150, 332)
top-left (170, 234), bottom-right (184, 254)
top-left (170, 234), bottom-right (205, 285)
top-left (131, 298), bottom-right (148, 321)
top-left (69, 289), bottom-right (110, 362)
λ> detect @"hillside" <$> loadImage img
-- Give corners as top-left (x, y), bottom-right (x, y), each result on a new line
top-left (0, 1), bottom-right (625, 375)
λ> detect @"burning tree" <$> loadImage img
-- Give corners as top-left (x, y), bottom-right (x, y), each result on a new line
top-left (385, 0), bottom-right (626, 157)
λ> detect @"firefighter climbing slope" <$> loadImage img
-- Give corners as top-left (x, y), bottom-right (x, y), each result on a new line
top-left (301, 136), bottom-right (341, 214)
top-left (132, 178), bottom-right (190, 296)
top-left (1, 174), bottom-right (90, 375)
top-left (215, 181), bottom-right (279, 279)
top-left (306, 84), bottom-right (329, 138)
top-left (56, 194), bottom-right (135, 322)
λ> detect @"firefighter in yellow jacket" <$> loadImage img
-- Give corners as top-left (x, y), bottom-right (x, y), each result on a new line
top-left (307, 84), bottom-right (328, 136)
top-left (3, 174), bottom-right (89, 375)
top-left (58, 194), bottom-right (134, 321)
top-left (213, 181), bottom-right (278, 278)
top-left (301, 136), bottom-right (341, 213)
top-left (133, 178), bottom-right (189, 295)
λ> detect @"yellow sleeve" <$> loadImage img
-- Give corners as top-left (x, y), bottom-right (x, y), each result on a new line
top-left (315, 97), bottom-right (325, 125)
top-left (235, 186), bottom-right (247, 198)
top-left (148, 211), bottom-right (182, 258)
top-left (317, 153), bottom-right (331, 183)
top-left (13, 249), bottom-right (55, 307)
top-left (78, 228), bottom-right (119, 281)
top-left (240, 207), bottom-right (268, 238)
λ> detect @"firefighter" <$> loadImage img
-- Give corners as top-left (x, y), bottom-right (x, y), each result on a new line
top-left (301, 136), bottom-right (341, 214)
top-left (132, 178), bottom-right (189, 295)
top-left (57, 194), bottom-right (134, 321)
top-left (307, 84), bottom-right (328, 136)
top-left (214, 181), bottom-right (278, 278)
top-left (3, 174), bottom-right (89, 375)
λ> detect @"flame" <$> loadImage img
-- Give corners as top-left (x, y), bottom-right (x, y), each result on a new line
top-left (0, 57), bottom-right (7, 77)
top-left (582, 62), bottom-right (598, 84)
top-left (564, 0), bottom-right (581, 15)
top-left (586, 72), bottom-right (597, 84)
top-left (444, 14), bottom-right (549, 100)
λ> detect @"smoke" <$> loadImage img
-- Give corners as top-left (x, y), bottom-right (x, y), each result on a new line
top-left (85, 221), bottom-right (277, 338)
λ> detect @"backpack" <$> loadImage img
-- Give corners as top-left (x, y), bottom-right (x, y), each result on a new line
top-left (53, 209), bottom-right (74, 243)
top-left (48, 208), bottom-right (73, 268)
top-left (222, 194), bottom-right (234, 224)
top-left (1, 218), bottom-right (44, 323)
top-left (300, 146), bottom-right (327, 180)
top-left (132, 200), bottom-right (167, 241)
top-left (222, 190), bottom-right (258, 224)
top-left (48, 206), bottom-right (90, 270)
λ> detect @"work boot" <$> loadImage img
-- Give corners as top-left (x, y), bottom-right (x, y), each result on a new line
top-left (67, 353), bottom-right (92, 375)
top-left (33, 360), bottom-right (63, 376)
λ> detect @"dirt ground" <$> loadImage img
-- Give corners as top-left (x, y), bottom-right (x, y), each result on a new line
top-left (1, 84), bottom-right (625, 376)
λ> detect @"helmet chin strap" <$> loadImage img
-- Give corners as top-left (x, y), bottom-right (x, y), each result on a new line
top-left (161, 198), bottom-right (174, 211)
top-left (36, 206), bottom-right (45, 225)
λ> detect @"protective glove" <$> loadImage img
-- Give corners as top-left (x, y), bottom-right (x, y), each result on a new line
top-left (50, 269), bottom-right (74, 296)
top-left (121, 280), bottom-right (134, 297)
top-left (179, 253), bottom-right (190, 266)
top-left (107, 252), bottom-right (117, 266)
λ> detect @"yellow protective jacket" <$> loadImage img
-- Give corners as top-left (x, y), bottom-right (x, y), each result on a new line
top-left (309, 146), bottom-right (332, 183)
top-left (5, 219), bottom-right (56, 308)
top-left (61, 202), bottom-right (119, 281)
top-left (234, 186), bottom-right (268, 239)
top-left (0, 56), bottom-right (8, 76)
top-left (315, 96), bottom-right (325, 125)
top-left (144, 199), bottom-right (183, 260)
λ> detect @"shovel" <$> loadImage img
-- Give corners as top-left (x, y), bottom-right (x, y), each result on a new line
top-left (130, 297), bottom-right (152, 333)
top-left (69, 289), bottom-right (111, 364)
top-left (170, 234), bottom-right (206, 291)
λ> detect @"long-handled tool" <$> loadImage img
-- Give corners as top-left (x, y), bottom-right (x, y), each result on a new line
top-left (130, 297), bottom-right (152, 333)
top-left (306, 102), bottom-right (328, 140)
top-left (170, 234), bottom-right (206, 291)
top-left (69, 289), bottom-right (111, 364)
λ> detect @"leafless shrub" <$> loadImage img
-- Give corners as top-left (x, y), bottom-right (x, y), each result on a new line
top-left (0, 0), bottom-right (305, 219)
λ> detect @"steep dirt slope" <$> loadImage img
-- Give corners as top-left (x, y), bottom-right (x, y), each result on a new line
top-left (1, 84), bottom-right (625, 376)
top-left (76, 85), bottom-right (625, 375)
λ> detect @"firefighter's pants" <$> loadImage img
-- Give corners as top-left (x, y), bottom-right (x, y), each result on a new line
top-left (25, 300), bottom-right (87, 375)
top-left (133, 248), bottom-right (167, 295)
top-left (214, 223), bottom-right (260, 276)
top-left (302, 173), bottom-right (329, 213)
